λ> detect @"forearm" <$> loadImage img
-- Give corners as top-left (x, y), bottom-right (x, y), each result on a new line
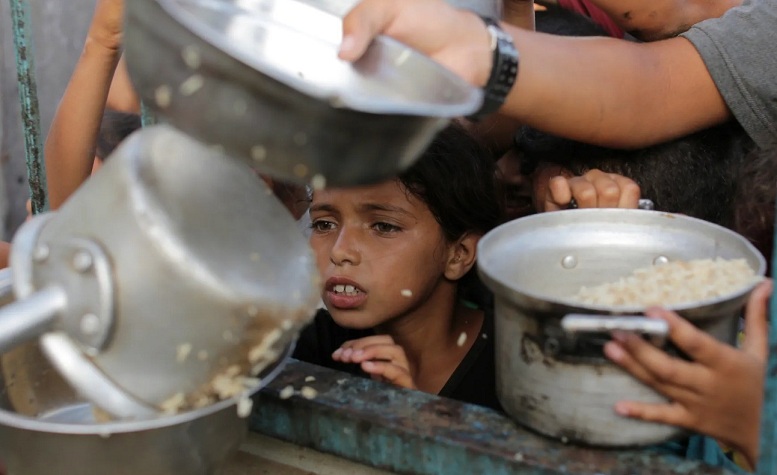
top-left (585, 0), bottom-right (741, 40)
top-left (45, 39), bottom-right (120, 209)
top-left (501, 28), bottom-right (730, 147)
top-left (502, 0), bottom-right (535, 30)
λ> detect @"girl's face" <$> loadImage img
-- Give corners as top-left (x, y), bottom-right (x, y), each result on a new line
top-left (309, 180), bottom-right (453, 330)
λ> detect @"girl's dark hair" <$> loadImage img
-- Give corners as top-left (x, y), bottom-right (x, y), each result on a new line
top-left (398, 124), bottom-right (505, 303)
top-left (399, 123), bottom-right (504, 242)
top-left (95, 109), bottom-right (142, 161)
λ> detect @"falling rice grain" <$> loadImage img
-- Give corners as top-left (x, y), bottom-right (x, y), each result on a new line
top-left (457, 332), bottom-right (467, 347)
top-left (237, 394), bottom-right (253, 418)
top-left (179, 74), bottom-right (205, 96)
top-left (304, 376), bottom-right (316, 383)
top-left (300, 386), bottom-right (318, 400)
top-left (176, 343), bottom-right (192, 362)
top-left (155, 85), bottom-right (172, 108)
top-left (400, 289), bottom-right (413, 298)
top-left (181, 45), bottom-right (202, 69)
top-left (279, 385), bottom-right (295, 399)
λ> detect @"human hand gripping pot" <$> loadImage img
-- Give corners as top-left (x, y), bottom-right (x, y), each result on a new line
top-left (333, 335), bottom-right (416, 389)
top-left (604, 280), bottom-right (773, 470)
top-left (535, 168), bottom-right (642, 213)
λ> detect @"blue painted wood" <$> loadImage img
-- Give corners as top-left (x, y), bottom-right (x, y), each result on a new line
top-left (252, 360), bottom-right (737, 475)
top-left (757, 231), bottom-right (777, 474)
top-left (9, 0), bottom-right (48, 214)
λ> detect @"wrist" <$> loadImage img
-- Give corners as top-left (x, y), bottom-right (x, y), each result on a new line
top-left (85, 29), bottom-right (122, 55)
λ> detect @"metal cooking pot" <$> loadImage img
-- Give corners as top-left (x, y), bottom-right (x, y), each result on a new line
top-left (2, 125), bottom-right (319, 418)
top-left (124, 0), bottom-right (482, 186)
top-left (477, 209), bottom-right (766, 446)
top-left (0, 340), bottom-right (292, 475)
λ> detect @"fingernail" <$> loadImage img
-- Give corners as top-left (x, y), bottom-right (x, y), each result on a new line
top-left (611, 331), bottom-right (628, 343)
top-left (353, 350), bottom-right (364, 359)
top-left (343, 348), bottom-right (353, 358)
top-left (339, 35), bottom-right (356, 57)
top-left (362, 361), bottom-right (374, 369)
top-left (332, 348), bottom-right (342, 358)
top-left (614, 402), bottom-right (630, 416)
top-left (604, 341), bottom-right (624, 361)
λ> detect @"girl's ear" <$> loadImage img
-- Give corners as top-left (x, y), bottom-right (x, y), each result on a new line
top-left (444, 233), bottom-right (481, 281)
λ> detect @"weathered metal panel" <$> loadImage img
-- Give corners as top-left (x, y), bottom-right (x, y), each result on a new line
top-left (252, 360), bottom-right (736, 475)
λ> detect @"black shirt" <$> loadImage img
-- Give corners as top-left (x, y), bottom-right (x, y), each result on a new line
top-left (293, 306), bottom-right (502, 412)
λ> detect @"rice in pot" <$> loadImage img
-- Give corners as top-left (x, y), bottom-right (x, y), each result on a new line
top-left (573, 258), bottom-right (760, 307)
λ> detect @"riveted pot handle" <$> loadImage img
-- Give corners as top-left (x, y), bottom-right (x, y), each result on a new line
top-left (561, 314), bottom-right (668, 347)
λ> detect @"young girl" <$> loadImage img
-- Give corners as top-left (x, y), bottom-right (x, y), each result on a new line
top-left (292, 124), bottom-right (505, 410)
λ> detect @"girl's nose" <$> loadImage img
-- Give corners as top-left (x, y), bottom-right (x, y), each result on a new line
top-left (330, 227), bottom-right (361, 266)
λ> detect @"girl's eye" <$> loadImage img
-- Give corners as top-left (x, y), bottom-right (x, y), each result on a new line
top-left (311, 220), bottom-right (336, 232)
top-left (373, 222), bottom-right (401, 234)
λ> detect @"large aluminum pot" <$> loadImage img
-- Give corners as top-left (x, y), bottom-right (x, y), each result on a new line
top-left (0, 340), bottom-right (289, 475)
top-left (477, 209), bottom-right (766, 446)
top-left (124, 0), bottom-right (482, 186)
top-left (7, 125), bottom-right (319, 416)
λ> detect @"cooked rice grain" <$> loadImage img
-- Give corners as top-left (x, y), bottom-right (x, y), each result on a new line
top-left (572, 258), bottom-right (759, 307)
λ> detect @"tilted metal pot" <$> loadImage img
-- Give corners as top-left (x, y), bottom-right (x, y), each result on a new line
top-left (477, 209), bottom-right (766, 446)
top-left (124, 0), bottom-right (482, 186)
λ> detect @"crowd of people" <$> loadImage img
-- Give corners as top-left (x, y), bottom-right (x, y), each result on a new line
top-left (2, 0), bottom-right (775, 472)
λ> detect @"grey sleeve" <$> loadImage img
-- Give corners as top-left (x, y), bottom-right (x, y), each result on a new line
top-left (681, 0), bottom-right (777, 149)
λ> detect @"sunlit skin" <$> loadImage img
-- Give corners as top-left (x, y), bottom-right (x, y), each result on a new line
top-left (308, 180), bottom-right (482, 393)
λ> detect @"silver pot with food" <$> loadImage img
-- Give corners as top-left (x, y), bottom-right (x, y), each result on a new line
top-left (477, 209), bottom-right (765, 446)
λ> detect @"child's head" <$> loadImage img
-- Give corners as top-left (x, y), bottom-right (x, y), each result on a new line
top-left (508, 123), bottom-right (751, 226)
top-left (308, 124), bottom-right (503, 329)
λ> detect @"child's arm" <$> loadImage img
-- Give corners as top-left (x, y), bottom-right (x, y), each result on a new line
top-left (44, 0), bottom-right (124, 209)
top-left (604, 280), bottom-right (772, 470)
top-left (332, 335), bottom-right (416, 389)
top-left (539, 168), bottom-right (642, 212)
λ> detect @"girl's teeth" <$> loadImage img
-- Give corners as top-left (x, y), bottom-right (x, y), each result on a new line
top-left (332, 284), bottom-right (360, 296)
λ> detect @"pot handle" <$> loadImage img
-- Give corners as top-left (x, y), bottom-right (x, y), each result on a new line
top-left (561, 314), bottom-right (668, 347)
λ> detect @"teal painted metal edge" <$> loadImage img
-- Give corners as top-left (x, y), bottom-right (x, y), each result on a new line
top-left (9, 0), bottom-right (48, 214)
top-left (140, 101), bottom-right (157, 127)
top-left (757, 227), bottom-right (777, 474)
top-left (252, 360), bottom-right (736, 475)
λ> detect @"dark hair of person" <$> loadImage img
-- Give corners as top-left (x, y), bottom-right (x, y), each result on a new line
top-left (515, 123), bottom-right (753, 228)
top-left (398, 124), bottom-right (505, 303)
top-left (95, 109), bottom-right (142, 161)
top-left (733, 147), bottom-right (777, 275)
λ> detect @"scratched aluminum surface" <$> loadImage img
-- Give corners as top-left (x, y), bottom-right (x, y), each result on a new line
top-left (9, 0), bottom-right (48, 214)
top-left (251, 360), bottom-right (735, 475)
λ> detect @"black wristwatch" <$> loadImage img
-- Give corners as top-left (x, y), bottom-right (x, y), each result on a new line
top-left (467, 17), bottom-right (519, 121)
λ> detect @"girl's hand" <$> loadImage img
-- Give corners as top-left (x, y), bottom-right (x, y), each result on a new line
top-left (332, 335), bottom-right (416, 389)
top-left (542, 168), bottom-right (641, 212)
top-left (87, 0), bottom-right (125, 52)
top-left (604, 279), bottom-right (773, 470)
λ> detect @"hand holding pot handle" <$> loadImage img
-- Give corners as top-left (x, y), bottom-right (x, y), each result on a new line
top-left (602, 279), bottom-right (773, 471)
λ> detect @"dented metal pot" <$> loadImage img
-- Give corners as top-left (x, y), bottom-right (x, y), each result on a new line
top-left (477, 209), bottom-right (765, 446)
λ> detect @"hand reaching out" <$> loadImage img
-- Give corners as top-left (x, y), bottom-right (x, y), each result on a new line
top-left (332, 335), bottom-right (416, 389)
top-left (541, 168), bottom-right (641, 212)
top-left (88, 0), bottom-right (125, 52)
top-left (604, 280), bottom-right (773, 470)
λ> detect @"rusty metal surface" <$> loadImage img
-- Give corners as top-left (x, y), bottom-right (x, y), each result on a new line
top-left (8, 0), bottom-right (48, 214)
top-left (251, 360), bottom-right (735, 475)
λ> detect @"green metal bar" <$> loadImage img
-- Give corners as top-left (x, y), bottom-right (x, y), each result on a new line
top-left (9, 0), bottom-right (48, 214)
top-left (757, 214), bottom-right (777, 473)
top-left (140, 101), bottom-right (157, 127)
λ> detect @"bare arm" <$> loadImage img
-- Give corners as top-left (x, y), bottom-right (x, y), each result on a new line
top-left (584, 0), bottom-right (741, 40)
top-left (106, 55), bottom-right (140, 113)
top-left (44, 0), bottom-right (123, 209)
top-left (341, 0), bottom-right (730, 149)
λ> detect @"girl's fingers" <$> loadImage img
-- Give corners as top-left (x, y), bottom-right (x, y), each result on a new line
top-left (610, 174), bottom-right (641, 209)
top-left (742, 280), bottom-right (773, 361)
top-left (332, 335), bottom-right (396, 362)
top-left (361, 360), bottom-right (415, 389)
top-left (605, 334), bottom-right (706, 394)
top-left (544, 176), bottom-right (573, 211)
top-left (614, 400), bottom-right (691, 428)
top-left (645, 307), bottom-right (729, 367)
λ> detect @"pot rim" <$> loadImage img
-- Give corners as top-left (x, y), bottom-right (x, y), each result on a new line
top-left (478, 209), bottom-right (767, 315)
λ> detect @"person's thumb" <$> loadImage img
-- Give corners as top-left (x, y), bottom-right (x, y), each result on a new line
top-left (742, 279), bottom-right (773, 361)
